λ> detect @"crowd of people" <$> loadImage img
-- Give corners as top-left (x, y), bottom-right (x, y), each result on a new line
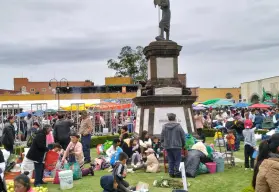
top-left (193, 106), bottom-right (279, 192)
top-left (2, 105), bottom-right (279, 191)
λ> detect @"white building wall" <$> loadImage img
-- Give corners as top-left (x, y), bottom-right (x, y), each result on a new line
top-left (241, 76), bottom-right (279, 102)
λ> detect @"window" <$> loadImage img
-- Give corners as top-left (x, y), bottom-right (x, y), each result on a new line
top-left (225, 92), bottom-right (233, 99)
top-left (42, 88), bottom-right (46, 92)
top-left (30, 88), bottom-right (35, 92)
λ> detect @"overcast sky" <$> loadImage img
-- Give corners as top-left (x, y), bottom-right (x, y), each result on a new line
top-left (1, 0), bottom-right (279, 89)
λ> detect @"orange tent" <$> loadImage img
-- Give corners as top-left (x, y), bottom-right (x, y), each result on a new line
top-left (93, 102), bottom-right (132, 110)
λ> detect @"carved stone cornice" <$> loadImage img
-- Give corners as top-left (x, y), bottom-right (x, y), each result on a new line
top-left (133, 95), bottom-right (197, 106)
top-left (143, 41), bottom-right (182, 59)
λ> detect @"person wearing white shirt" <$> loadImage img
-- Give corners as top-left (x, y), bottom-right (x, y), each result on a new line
top-left (249, 110), bottom-right (256, 123)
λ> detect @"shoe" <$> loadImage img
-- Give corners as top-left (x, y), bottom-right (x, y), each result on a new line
top-left (84, 160), bottom-right (91, 164)
top-left (169, 174), bottom-right (175, 178)
top-left (131, 163), bottom-right (135, 167)
top-left (127, 168), bottom-right (134, 173)
top-left (245, 168), bottom-right (248, 171)
top-left (89, 167), bottom-right (95, 176)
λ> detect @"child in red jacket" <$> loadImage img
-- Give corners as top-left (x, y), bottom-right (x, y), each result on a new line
top-left (244, 114), bottom-right (253, 129)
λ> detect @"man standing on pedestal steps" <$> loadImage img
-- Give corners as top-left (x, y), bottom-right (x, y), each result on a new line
top-left (161, 113), bottom-right (186, 178)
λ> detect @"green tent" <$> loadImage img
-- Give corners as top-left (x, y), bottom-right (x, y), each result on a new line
top-left (202, 98), bottom-right (220, 105)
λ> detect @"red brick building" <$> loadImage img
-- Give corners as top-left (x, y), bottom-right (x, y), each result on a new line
top-left (14, 78), bottom-right (94, 95)
top-left (0, 89), bottom-right (20, 95)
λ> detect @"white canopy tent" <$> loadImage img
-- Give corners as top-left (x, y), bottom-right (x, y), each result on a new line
top-left (0, 99), bottom-right (100, 111)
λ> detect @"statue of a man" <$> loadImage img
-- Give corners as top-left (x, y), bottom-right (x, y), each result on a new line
top-left (154, 0), bottom-right (171, 41)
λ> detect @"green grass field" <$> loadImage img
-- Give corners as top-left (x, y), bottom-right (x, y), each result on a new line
top-left (47, 138), bottom-right (253, 192)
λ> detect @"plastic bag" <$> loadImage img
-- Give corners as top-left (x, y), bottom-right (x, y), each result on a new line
top-left (197, 163), bottom-right (209, 175)
top-left (252, 150), bottom-right (258, 159)
top-left (212, 152), bottom-right (225, 159)
top-left (103, 141), bottom-right (113, 152)
top-left (5, 154), bottom-right (18, 172)
top-left (21, 157), bottom-right (34, 178)
top-left (136, 182), bottom-right (149, 191)
top-left (53, 169), bottom-right (62, 184)
top-left (185, 134), bottom-right (196, 150)
top-left (96, 144), bottom-right (104, 155)
top-left (206, 145), bottom-right (214, 159)
top-left (64, 162), bottom-right (82, 180)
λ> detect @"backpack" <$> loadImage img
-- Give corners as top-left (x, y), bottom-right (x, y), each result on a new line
top-left (27, 131), bottom-right (37, 147)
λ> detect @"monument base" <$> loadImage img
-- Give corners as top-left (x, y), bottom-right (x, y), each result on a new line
top-left (133, 40), bottom-right (197, 137)
top-left (133, 95), bottom-right (197, 136)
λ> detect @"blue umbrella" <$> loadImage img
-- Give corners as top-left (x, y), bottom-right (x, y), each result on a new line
top-left (214, 100), bottom-right (234, 106)
top-left (233, 102), bottom-right (249, 108)
top-left (16, 112), bottom-right (30, 117)
top-left (33, 110), bottom-right (44, 117)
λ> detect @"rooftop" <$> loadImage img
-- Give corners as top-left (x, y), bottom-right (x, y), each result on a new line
top-left (241, 75), bottom-right (279, 84)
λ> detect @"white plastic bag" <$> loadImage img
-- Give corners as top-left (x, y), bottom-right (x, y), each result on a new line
top-left (136, 182), bottom-right (149, 192)
top-left (1, 149), bottom-right (10, 163)
top-left (21, 157), bottom-right (34, 178)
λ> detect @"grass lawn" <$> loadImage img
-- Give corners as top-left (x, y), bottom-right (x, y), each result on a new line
top-left (47, 137), bottom-right (253, 192)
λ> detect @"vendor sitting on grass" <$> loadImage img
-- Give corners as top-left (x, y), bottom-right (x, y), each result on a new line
top-left (106, 138), bottom-right (123, 167)
top-left (62, 132), bottom-right (94, 176)
top-left (130, 148), bottom-right (160, 173)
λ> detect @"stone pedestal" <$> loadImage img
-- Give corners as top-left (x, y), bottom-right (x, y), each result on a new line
top-left (133, 41), bottom-right (197, 136)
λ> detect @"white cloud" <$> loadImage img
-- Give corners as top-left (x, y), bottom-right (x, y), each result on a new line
top-left (0, 0), bottom-right (279, 89)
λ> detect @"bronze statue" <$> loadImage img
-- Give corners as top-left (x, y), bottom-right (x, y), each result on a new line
top-left (154, 0), bottom-right (171, 41)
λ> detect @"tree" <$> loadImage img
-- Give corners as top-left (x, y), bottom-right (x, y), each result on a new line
top-left (107, 46), bottom-right (147, 82)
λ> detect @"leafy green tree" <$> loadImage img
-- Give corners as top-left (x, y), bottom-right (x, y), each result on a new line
top-left (107, 46), bottom-right (147, 82)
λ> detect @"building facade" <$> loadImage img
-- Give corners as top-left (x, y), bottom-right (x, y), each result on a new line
top-left (0, 76), bottom-right (239, 102)
top-left (241, 76), bottom-right (279, 103)
top-left (14, 78), bottom-right (94, 95)
top-left (196, 88), bottom-right (241, 102)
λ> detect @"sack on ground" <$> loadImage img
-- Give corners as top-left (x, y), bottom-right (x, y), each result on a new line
top-left (64, 162), bottom-right (82, 180)
top-left (197, 163), bottom-right (209, 175)
top-left (184, 149), bottom-right (206, 178)
top-left (21, 157), bottom-right (34, 178)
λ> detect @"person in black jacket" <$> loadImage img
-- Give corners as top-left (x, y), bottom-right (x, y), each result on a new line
top-left (2, 116), bottom-right (16, 153)
top-left (26, 124), bottom-right (51, 187)
top-left (112, 152), bottom-right (132, 192)
top-left (53, 114), bottom-right (72, 150)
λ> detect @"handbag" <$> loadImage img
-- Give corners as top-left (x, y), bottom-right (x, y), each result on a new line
top-left (68, 144), bottom-right (76, 163)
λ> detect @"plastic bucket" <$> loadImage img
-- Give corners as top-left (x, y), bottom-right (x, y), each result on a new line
top-left (59, 170), bottom-right (73, 190)
top-left (205, 162), bottom-right (217, 174)
top-left (214, 158), bottom-right (224, 173)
